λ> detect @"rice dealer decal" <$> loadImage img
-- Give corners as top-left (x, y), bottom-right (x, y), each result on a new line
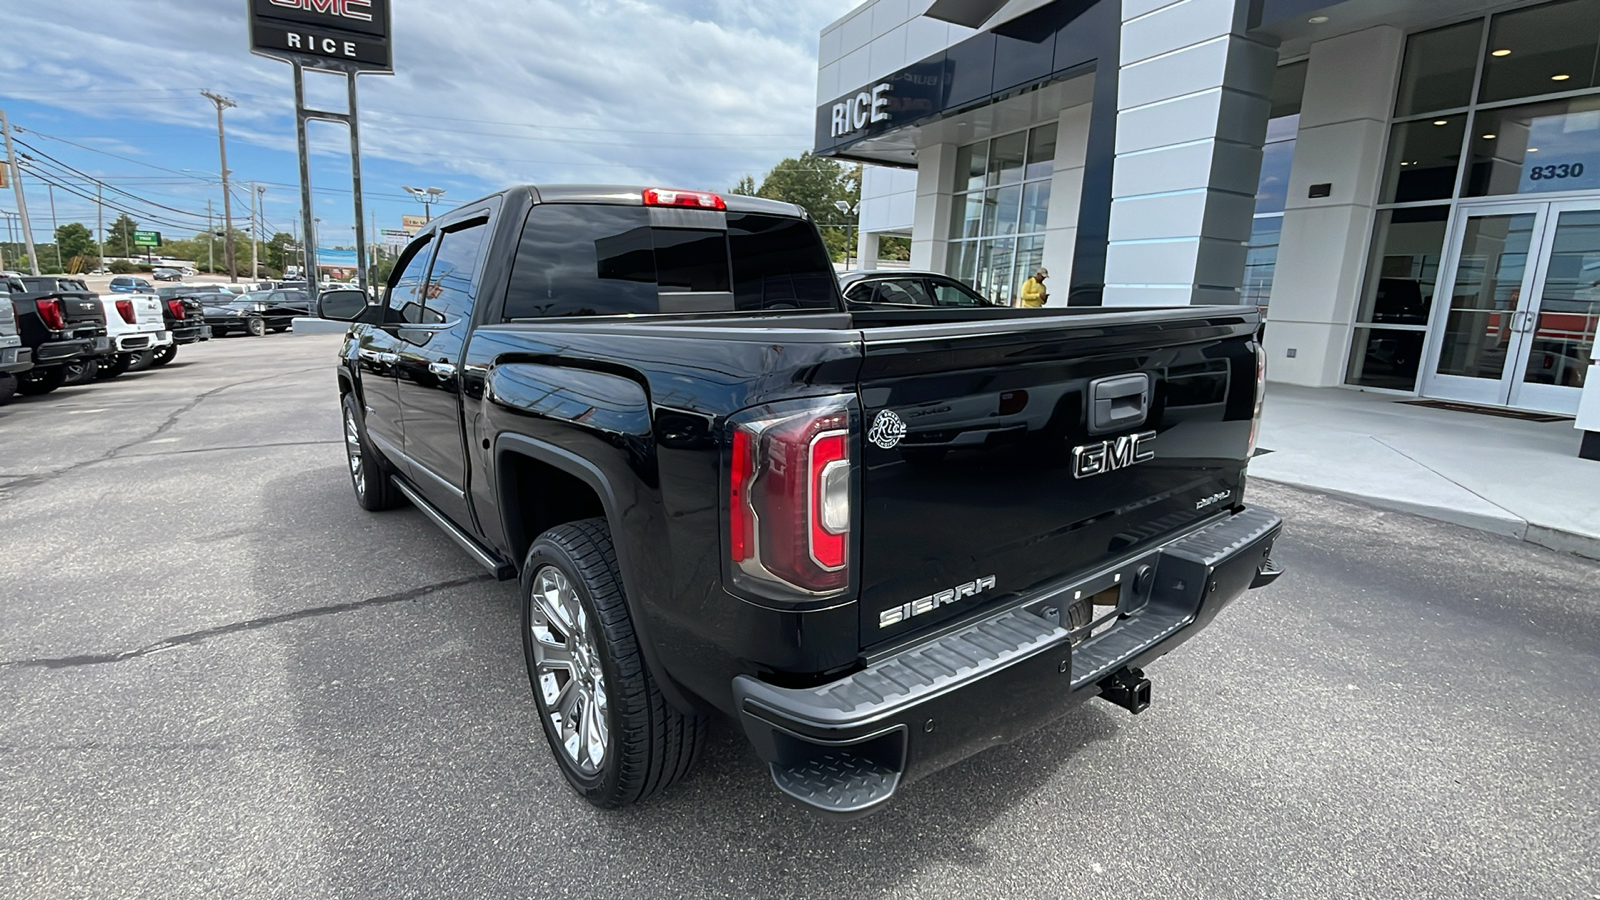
top-left (868, 409), bottom-right (907, 449)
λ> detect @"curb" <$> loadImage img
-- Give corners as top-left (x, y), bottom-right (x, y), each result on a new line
top-left (1252, 475), bottom-right (1600, 562)
top-left (289, 317), bottom-right (350, 335)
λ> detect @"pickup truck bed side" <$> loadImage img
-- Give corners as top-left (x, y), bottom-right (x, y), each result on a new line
top-left (329, 185), bottom-right (1283, 817)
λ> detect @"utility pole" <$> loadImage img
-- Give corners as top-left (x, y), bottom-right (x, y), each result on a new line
top-left (201, 91), bottom-right (238, 283)
top-left (96, 183), bottom-right (104, 271)
top-left (249, 181), bottom-right (259, 280)
top-left (0, 109), bottom-right (41, 275)
top-left (207, 199), bottom-right (214, 273)
top-left (47, 183), bottom-right (61, 271)
top-left (256, 184), bottom-right (266, 276)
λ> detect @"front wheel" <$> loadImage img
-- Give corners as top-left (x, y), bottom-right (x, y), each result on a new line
top-left (522, 519), bottom-right (706, 808)
top-left (246, 317), bottom-right (266, 337)
top-left (342, 392), bottom-right (400, 511)
top-left (126, 350), bottom-right (155, 372)
top-left (61, 358), bottom-right (100, 385)
top-left (151, 344), bottom-right (177, 367)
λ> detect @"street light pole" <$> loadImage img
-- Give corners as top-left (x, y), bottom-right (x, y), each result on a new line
top-left (201, 91), bottom-right (238, 283)
top-left (834, 199), bottom-right (859, 271)
top-left (249, 181), bottom-right (259, 280)
top-left (402, 186), bottom-right (446, 222)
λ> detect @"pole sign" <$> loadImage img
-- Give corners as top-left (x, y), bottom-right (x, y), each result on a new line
top-left (132, 231), bottom-right (162, 248)
top-left (249, 0), bottom-right (393, 74)
top-left (401, 215), bottom-right (426, 234)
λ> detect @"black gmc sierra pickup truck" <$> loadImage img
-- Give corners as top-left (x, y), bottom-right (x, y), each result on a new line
top-left (5, 274), bottom-right (111, 395)
top-left (321, 185), bottom-right (1284, 818)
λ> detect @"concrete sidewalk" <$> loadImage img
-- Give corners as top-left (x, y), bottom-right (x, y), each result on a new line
top-left (1250, 384), bottom-right (1600, 560)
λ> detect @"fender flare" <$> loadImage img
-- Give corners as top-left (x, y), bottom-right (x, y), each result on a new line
top-left (493, 432), bottom-right (698, 715)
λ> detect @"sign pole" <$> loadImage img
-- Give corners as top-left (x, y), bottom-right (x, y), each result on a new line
top-left (293, 62), bottom-right (320, 300)
top-left (348, 74), bottom-right (369, 297)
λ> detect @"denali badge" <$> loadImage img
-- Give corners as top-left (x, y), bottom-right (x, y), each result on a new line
top-left (1072, 430), bottom-right (1156, 479)
top-left (868, 409), bottom-right (907, 450)
top-left (1196, 489), bottom-right (1231, 510)
top-left (879, 575), bottom-right (997, 628)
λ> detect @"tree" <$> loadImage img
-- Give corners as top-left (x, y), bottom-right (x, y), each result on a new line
top-left (55, 223), bottom-right (98, 268)
top-left (106, 214), bottom-right (139, 257)
top-left (264, 232), bottom-right (296, 274)
top-left (731, 153), bottom-right (861, 261)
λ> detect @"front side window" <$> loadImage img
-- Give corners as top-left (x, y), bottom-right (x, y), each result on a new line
top-left (425, 221), bottom-right (490, 322)
top-left (389, 236), bottom-right (436, 325)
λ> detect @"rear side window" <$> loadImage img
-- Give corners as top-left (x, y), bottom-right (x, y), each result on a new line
top-left (504, 205), bottom-right (839, 319)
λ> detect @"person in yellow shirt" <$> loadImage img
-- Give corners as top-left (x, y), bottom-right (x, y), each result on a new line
top-left (1018, 267), bottom-right (1048, 307)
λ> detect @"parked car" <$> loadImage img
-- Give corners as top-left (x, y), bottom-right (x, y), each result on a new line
top-left (200, 293), bottom-right (266, 337)
top-left (95, 292), bottom-right (171, 378)
top-left (109, 275), bottom-right (156, 293)
top-left (318, 185), bottom-right (1283, 818)
top-left (7, 274), bottom-right (112, 394)
top-left (839, 270), bottom-right (1004, 309)
top-left (152, 268), bottom-right (183, 282)
top-left (0, 283), bottom-right (34, 405)
top-left (153, 287), bottom-right (212, 364)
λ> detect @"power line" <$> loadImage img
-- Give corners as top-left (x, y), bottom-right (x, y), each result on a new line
top-left (13, 139), bottom-right (210, 223)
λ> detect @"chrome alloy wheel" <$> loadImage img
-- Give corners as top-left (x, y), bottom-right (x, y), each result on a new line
top-left (343, 407), bottom-right (365, 500)
top-left (529, 565), bottom-right (610, 775)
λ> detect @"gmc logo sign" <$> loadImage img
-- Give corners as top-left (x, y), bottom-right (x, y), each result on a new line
top-left (1072, 431), bottom-right (1157, 479)
top-left (268, 0), bottom-right (373, 21)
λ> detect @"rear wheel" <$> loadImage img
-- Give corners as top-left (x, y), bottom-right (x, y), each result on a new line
top-left (0, 373), bottom-right (16, 406)
top-left (342, 392), bottom-right (400, 511)
top-left (61, 358), bottom-right (100, 385)
top-left (522, 519), bottom-right (706, 808)
top-left (18, 367), bottom-right (65, 396)
top-left (98, 355), bottom-right (133, 379)
top-left (246, 317), bottom-right (266, 337)
top-left (126, 350), bottom-right (155, 372)
top-left (151, 344), bottom-right (177, 367)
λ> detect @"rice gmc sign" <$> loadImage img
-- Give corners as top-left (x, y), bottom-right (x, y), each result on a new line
top-left (249, 0), bottom-right (392, 73)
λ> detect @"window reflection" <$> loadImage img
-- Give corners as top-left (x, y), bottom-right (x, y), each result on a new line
top-left (1395, 20), bottom-right (1483, 116)
top-left (1481, 0), bottom-right (1600, 104)
top-left (1465, 96), bottom-right (1600, 196)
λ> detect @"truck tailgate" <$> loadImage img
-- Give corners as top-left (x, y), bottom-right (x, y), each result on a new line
top-left (855, 308), bottom-right (1261, 648)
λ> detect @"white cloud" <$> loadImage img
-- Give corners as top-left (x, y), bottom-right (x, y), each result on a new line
top-left (2, 0), bottom-right (860, 190)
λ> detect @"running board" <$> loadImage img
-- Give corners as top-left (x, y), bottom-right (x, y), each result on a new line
top-left (391, 477), bottom-right (517, 580)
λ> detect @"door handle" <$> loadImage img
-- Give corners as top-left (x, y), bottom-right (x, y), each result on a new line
top-left (428, 361), bottom-right (457, 378)
top-left (1518, 310), bottom-right (1538, 333)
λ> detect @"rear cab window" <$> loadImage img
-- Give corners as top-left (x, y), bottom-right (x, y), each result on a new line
top-left (503, 204), bottom-right (839, 319)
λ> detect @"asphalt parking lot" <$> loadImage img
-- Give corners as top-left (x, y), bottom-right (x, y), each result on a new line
top-left (1, 334), bottom-right (1597, 899)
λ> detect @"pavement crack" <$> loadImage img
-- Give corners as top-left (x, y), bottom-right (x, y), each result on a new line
top-left (0, 367), bottom-right (323, 500)
top-left (1, 574), bottom-right (494, 671)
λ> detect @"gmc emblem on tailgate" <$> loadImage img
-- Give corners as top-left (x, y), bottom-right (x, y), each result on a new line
top-left (1072, 431), bottom-right (1157, 479)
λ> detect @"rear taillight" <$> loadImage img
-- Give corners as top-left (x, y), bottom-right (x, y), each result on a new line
top-left (1247, 342), bottom-right (1266, 459)
top-left (643, 187), bottom-right (726, 210)
top-left (115, 299), bottom-right (137, 325)
top-left (37, 299), bottom-right (65, 331)
top-left (728, 397), bottom-right (853, 600)
top-left (166, 300), bottom-right (186, 320)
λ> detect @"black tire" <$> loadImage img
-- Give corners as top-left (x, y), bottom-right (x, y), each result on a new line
top-left (126, 350), bottom-right (155, 372)
top-left (341, 392), bottom-right (401, 511)
top-left (61, 358), bottom-right (100, 385)
top-left (269, 325), bottom-right (289, 334)
top-left (98, 355), bottom-right (133, 379)
top-left (521, 518), bottom-right (706, 808)
top-left (18, 367), bottom-right (65, 396)
top-left (246, 317), bottom-right (266, 337)
top-left (151, 343), bottom-right (177, 367)
top-left (0, 373), bottom-right (16, 406)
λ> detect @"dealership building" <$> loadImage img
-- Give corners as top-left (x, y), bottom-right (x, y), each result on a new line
top-left (814, 0), bottom-right (1600, 459)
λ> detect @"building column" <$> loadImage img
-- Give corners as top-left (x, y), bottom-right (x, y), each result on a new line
top-left (857, 231), bottom-right (881, 270)
top-left (1102, 0), bottom-right (1276, 307)
top-left (1262, 26), bottom-right (1405, 386)
top-left (910, 143), bottom-right (957, 271)
top-left (1040, 103), bottom-right (1091, 304)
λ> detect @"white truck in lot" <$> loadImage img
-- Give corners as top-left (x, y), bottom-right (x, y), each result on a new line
top-left (98, 293), bottom-right (171, 378)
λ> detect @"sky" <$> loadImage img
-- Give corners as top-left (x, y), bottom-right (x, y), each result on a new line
top-left (0, 0), bottom-right (856, 255)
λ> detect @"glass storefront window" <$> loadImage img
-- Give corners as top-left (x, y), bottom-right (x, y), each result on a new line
top-left (1481, 0), bottom-right (1600, 104)
top-left (1347, 206), bottom-right (1449, 391)
top-left (1242, 216), bottom-right (1282, 307)
top-left (1380, 116), bottom-right (1466, 203)
top-left (1395, 20), bottom-right (1484, 116)
top-left (1464, 95), bottom-right (1600, 196)
top-left (947, 126), bottom-right (1056, 304)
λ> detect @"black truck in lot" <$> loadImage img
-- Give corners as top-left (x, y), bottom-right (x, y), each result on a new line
top-left (320, 185), bottom-right (1284, 818)
top-left (4, 274), bottom-right (111, 395)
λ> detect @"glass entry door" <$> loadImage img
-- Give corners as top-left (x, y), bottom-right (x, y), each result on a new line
top-left (1423, 200), bottom-right (1600, 414)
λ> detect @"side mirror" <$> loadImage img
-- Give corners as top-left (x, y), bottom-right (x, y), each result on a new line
top-left (317, 289), bottom-right (372, 322)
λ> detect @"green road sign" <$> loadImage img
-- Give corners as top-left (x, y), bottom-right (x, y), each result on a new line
top-left (132, 231), bottom-right (161, 248)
